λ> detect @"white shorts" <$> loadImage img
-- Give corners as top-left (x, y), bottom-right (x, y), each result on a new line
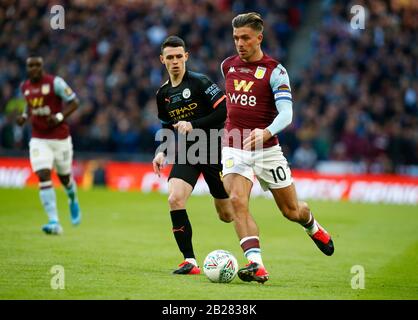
top-left (29, 137), bottom-right (73, 175)
top-left (222, 145), bottom-right (293, 191)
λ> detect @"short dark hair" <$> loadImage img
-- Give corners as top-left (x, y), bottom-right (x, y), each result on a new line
top-left (27, 51), bottom-right (42, 59)
top-left (160, 36), bottom-right (186, 53)
top-left (232, 12), bottom-right (264, 33)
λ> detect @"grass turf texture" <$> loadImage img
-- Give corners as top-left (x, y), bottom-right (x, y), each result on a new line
top-left (0, 187), bottom-right (417, 300)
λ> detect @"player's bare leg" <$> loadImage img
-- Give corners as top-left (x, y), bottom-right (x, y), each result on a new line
top-left (36, 169), bottom-right (62, 235)
top-left (223, 173), bottom-right (269, 283)
top-left (270, 184), bottom-right (334, 256)
top-left (213, 198), bottom-right (234, 223)
top-left (222, 174), bottom-right (256, 238)
top-left (58, 174), bottom-right (81, 225)
top-left (168, 178), bottom-right (200, 274)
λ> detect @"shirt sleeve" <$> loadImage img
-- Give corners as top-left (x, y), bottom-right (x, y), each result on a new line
top-left (156, 89), bottom-right (172, 128)
top-left (188, 76), bottom-right (227, 129)
top-left (198, 76), bottom-right (226, 110)
top-left (53, 77), bottom-right (76, 103)
top-left (266, 64), bottom-right (293, 136)
top-left (190, 99), bottom-right (226, 129)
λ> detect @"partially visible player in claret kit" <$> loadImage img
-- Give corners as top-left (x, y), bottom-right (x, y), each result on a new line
top-left (16, 53), bottom-right (82, 235)
top-left (221, 12), bottom-right (335, 284)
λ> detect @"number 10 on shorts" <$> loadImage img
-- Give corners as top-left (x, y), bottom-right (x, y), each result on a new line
top-left (269, 166), bottom-right (287, 183)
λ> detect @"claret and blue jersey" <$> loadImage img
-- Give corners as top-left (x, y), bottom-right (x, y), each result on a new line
top-left (221, 53), bottom-right (293, 149)
top-left (21, 74), bottom-right (76, 139)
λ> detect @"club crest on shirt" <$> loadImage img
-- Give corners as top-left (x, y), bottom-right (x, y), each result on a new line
top-left (254, 66), bottom-right (267, 79)
top-left (41, 84), bottom-right (50, 95)
top-left (182, 88), bottom-right (191, 99)
top-left (24, 90), bottom-right (30, 96)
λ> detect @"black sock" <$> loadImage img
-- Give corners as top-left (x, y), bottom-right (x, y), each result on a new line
top-left (170, 209), bottom-right (195, 259)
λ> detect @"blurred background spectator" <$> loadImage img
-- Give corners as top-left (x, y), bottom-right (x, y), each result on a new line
top-left (0, 0), bottom-right (416, 175)
top-left (280, 0), bottom-right (417, 173)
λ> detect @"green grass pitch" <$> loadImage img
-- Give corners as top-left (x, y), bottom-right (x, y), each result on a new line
top-left (0, 187), bottom-right (417, 300)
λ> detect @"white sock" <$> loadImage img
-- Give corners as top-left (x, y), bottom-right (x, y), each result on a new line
top-left (240, 236), bottom-right (264, 266)
top-left (305, 217), bottom-right (319, 236)
top-left (39, 185), bottom-right (59, 223)
top-left (245, 249), bottom-right (264, 266)
top-left (185, 258), bottom-right (198, 266)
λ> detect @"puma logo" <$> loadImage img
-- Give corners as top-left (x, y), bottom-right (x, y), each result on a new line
top-left (172, 226), bottom-right (185, 233)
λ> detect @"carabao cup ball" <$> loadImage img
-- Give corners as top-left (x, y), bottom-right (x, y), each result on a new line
top-left (203, 249), bottom-right (239, 283)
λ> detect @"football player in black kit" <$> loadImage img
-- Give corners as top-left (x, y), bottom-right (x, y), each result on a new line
top-left (152, 36), bottom-right (235, 275)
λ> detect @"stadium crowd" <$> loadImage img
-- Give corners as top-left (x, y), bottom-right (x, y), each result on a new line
top-left (0, 0), bottom-right (303, 154)
top-left (287, 0), bottom-right (418, 173)
top-left (0, 0), bottom-right (416, 174)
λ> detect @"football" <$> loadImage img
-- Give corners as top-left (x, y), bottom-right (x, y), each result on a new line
top-left (203, 249), bottom-right (239, 283)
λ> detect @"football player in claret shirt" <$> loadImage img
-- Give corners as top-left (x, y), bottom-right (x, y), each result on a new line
top-left (152, 36), bottom-right (234, 275)
top-left (220, 13), bottom-right (335, 284)
top-left (16, 53), bottom-right (81, 235)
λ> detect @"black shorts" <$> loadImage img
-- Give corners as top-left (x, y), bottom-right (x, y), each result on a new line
top-left (168, 163), bottom-right (229, 199)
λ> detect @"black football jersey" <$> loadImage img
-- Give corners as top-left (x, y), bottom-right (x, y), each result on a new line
top-left (156, 70), bottom-right (226, 131)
